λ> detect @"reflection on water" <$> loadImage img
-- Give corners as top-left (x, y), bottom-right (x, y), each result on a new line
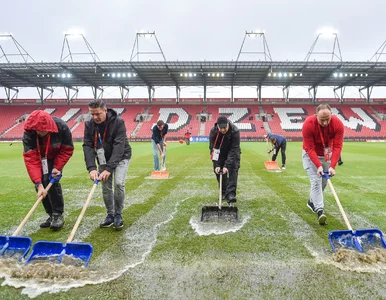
top-left (190, 214), bottom-right (251, 236)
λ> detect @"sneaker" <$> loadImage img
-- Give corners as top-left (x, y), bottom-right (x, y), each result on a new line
top-left (39, 216), bottom-right (52, 228)
top-left (226, 194), bottom-right (237, 203)
top-left (317, 210), bottom-right (327, 225)
top-left (282, 164), bottom-right (286, 170)
top-left (100, 214), bottom-right (114, 228)
top-left (161, 164), bottom-right (166, 171)
top-left (307, 200), bottom-right (316, 213)
top-left (113, 214), bottom-right (124, 230)
top-left (338, 161), bottom-right (343, 166)
top-left (50, 213), bottom-right (64, 230)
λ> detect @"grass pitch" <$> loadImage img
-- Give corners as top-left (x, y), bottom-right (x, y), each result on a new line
top-left (0, 141), bottom-right (385, 299)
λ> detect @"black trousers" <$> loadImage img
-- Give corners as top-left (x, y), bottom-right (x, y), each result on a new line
top-left (272, 141), bottom-right (286, 165)
top-left (213, 161), bottom-right (240, 198)
top-left (38, 160), bottom-right (64, 216)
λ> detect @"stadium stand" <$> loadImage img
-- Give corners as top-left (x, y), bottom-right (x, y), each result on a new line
top-left (1, 102), bottom-right (386, 141)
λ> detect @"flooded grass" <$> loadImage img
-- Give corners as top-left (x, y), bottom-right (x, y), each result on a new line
top-left (0, 142), bottom-right (386, 299)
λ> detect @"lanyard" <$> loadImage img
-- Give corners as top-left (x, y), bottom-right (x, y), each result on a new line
top-left (36, 134), bottom-right (51, 158)
top-left (213, 130), bottom-right (225, 148)
top-left (94, 125), bottom-right (108, 148)
top-left (317, 124), bottom-right (329, 148)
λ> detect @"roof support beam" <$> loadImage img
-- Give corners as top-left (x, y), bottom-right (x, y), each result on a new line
top-left (359, 74), bottom-right (386, 90)
top-left (4, 86), bottom-right (19, 102)
top-left (37, 86), bottom-right (54, 104)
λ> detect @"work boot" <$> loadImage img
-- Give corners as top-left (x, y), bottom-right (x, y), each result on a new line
top-left (307, 199), bottom-right (316, 213)
top-left (317, 210), bottom-right (326, 225)
top-left (100, 214), bottom-right (114, 228)
top-left (50, 213), bottom-right (64, 230)
top-left (40, 216), bottom-right (52, 228)
top-left (113, 214), bottom-right (123, 230)
top-left (226, 194), bottom-right (237, 204)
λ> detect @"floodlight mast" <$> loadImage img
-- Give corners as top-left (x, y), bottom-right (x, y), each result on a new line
top-left (0, 34), bottom-right (36, 102)
top-left (60, 33), bottom-right (100, 63)
top-left (59, 33), bottom-right (102, 102)
top-left (130, 31), bottom-right (167, 62)
top-left (234, 30), bottom-right (272, 102)
top-left (304, 31), bottom-right (342, 62)
top-left (304, 30), bottom-right (343, 102)
top-left (129, 31), bottom-right (167, 101)
top-left (369, 39), bottom-right (386, 63)
top-left (236, 30), bottom-right (272, 62)
top-left (0, 34), bottom-right (35, 63)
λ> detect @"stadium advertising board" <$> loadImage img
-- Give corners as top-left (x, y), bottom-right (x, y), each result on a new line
top-left (343, 98), bottom-right (367, 103)
top-left (234, 98), bottom-right (258, 103)
top-left (45, 99), bottom-right (68, 103)
top-left (152, 98), bottom-right (176, 103)
top-left (206, 98), bottom-right (231, 103)
top-left (12, 99), bottom-right (37, 103)
top-left (124, 98), bottom-right (149, 103)
top-left (288, 98), bottom-right (312, 102)
top-left (372, 98), bottom-right (386, 103)
top-left (191, 136), bottom-right (209, 142)
top-left (179, 98), bottom-right (203, 103)
top-left (316, 98), bottom-right (340, 103)
top-left (71, 98), bottom-right (93, 103)
top-left (262, 98), bottom-right (286, 102)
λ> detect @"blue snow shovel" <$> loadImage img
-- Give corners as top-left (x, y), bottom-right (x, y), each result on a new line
top-left (323, 172), bottom-right (386, 252)
top-left (25, 180), bottom-right (98, 267)
top-left (0, 175), bottom-right (61, 260)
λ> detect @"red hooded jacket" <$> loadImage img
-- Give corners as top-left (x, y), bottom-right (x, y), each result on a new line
top-left (22, 110), bottom-right (74, 184)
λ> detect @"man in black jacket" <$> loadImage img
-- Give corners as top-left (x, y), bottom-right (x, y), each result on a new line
top-left (83, 99), bottom-right (132, 230)
top-left (209, 116), bottom-right (241, 203)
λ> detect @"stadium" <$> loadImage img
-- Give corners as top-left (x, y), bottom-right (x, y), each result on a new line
top-left (1, 2), bottom-right (386, 299)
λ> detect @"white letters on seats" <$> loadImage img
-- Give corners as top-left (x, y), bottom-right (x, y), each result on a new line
top-left (218, 107), bottom-right (254, 130)
top-left (158, 108), bottom-right (190, 130)
top-left (273, 107), bottom-right (306, 130)
top-left (332, 107), bottom-right (380, 131)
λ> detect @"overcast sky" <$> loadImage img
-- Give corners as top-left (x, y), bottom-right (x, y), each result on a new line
top-left (1, 0), bottom-right (386, 98)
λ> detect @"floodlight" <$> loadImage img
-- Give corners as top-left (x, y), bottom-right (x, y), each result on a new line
top-left (316, 27), bottom-right (338, 38)
top-left (63, 28), bottom-right (85, 37)
top-left (0, 34), bottom-right (12, 41)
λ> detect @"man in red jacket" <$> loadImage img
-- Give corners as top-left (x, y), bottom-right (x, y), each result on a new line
top-left (23, 110), bottom-right (74, 230)
top-left (302, 104), bottom-right (344, 225)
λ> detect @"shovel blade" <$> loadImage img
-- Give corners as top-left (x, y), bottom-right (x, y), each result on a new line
top-left (0, 236), bottom-right (32, 260)
top-left (264, 161), bottom-right (281, 172)
top-left (329, 230), bottom-right (363, 252)
top-left (62, 242), bottom-right (93, 267)
top-left (201, 206), bottom-right (238, 222)
top-left (354, 228), bottom-right (386, 251)
top-left (25, 241), bottom-right (64, 264)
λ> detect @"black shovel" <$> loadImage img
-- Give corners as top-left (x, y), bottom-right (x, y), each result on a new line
top-left (201, 172), bottom-right (238, 222)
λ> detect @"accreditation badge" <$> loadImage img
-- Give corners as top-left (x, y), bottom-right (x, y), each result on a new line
top-left (211, 148), bottom-right (220, 161)
top-left (41, 158), bottom-right (49, 175)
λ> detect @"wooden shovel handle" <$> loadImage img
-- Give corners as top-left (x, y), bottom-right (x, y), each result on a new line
top-left (12, 182), bottom-right (53, 236)
top-left (67, 182), bottom-right (98, 243)
top-left (327, 179), bottom-right (353, 231)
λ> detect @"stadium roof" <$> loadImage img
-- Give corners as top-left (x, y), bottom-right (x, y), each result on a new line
top-left (1, 60), bottom-right (386, 90)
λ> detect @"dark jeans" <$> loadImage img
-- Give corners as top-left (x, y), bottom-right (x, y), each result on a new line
top-left (213, 161), bottom-right (240, 198)
top-left (39, 160), bottom-right (64, 216)
top-left (272, 141), bottom-right (286, 165)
